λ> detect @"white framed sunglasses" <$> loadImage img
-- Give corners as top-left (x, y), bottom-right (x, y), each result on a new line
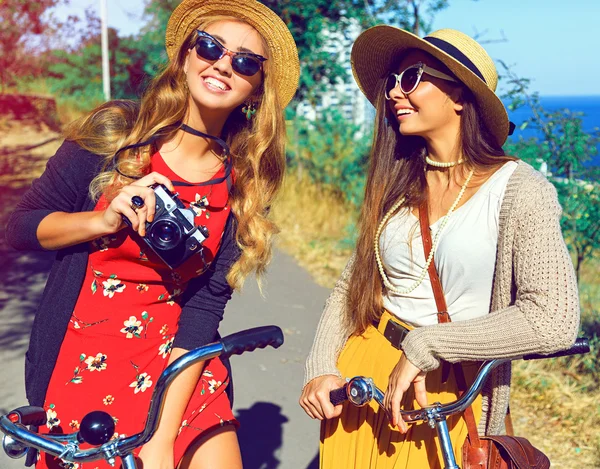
top-left (385, 62), bottom-right (458, 100)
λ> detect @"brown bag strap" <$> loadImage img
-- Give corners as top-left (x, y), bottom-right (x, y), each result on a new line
top-left (418, 202), bottom-right (451, 325)
top-left (418, 201), bottom-right (482, 448)
top-left (505, 407), bottom-right (514, 436)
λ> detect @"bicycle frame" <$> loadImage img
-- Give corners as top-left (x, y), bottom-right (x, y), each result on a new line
top-left (1, 326), bottom-right (284, 469)
top-left (332, 337), bottom-right (590, 469)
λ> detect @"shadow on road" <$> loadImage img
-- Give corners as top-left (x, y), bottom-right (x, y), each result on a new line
top-left (0, 184), bottom-right (54, 355)
top-left (306, 453), bottom-right (319, 469)
top-left (236, 402), bottom-right (289, 469)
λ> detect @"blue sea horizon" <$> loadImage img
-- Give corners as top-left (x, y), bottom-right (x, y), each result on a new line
top-left (505, 95), bottom-right (600, 168)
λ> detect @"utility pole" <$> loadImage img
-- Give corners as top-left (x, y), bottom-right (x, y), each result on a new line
top-left (100, 0), bottom-right (111, 101)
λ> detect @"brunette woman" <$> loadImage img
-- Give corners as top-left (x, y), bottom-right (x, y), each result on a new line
top-left (6, 1), bottom-right (299, 468)
top-left (300, 27), bottom-right (579, 468)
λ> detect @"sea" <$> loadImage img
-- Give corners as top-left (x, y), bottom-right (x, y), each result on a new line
top-left (505, 95), bottom-right (600, 167)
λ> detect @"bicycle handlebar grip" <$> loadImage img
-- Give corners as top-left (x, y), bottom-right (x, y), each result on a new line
top-left (329, 386), bottom-right (348, 406)
top-left (523, 337), bottom-right (590, 361)
top-left (7, 406), bottom-right (47, 426)
top-left (220, 326), bottom-right (284, 358)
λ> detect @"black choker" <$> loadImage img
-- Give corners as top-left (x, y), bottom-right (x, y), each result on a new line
top-left (111, 123), bottom-right (232, 189)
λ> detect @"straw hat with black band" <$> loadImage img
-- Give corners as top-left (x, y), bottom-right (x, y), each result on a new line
top-left (351, 27), bottom-right (514, 146)
top-left (166, 0), bottom-right (300, 109)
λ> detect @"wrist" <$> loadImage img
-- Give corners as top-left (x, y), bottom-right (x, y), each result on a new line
top-left (90, 210), bottom-right (117, 237)
top-left (148, 429), bottom-right (177, 446)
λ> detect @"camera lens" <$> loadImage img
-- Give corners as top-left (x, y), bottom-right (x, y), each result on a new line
top-left (149, 219), bottom-right (182, 250)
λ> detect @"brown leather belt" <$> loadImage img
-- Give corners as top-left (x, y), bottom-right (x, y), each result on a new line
top-left (372, 317), bottom-right (410, 350)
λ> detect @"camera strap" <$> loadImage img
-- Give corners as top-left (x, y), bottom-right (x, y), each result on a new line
top-left (111, 123), bottom-right (233, 192)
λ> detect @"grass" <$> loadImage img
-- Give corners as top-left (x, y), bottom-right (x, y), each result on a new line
top-left (271, 175), bottom-right (357, 287)
top-left (272, 177), bottom-right (600, 468)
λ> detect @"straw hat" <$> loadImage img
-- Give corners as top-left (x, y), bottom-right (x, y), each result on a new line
top-left (351, 27), bottom-right (512, 146)
top-left (165, 0), bottom-right (300, 109)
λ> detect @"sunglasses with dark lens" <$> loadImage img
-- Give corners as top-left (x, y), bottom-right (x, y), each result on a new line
top-left (194, 31), bottom-right (267, 77)
top-left (385, 62), bottom-right (458, 100)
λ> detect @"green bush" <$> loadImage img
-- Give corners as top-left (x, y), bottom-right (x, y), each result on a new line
top-left (286, 107), bottom-right (371, 207)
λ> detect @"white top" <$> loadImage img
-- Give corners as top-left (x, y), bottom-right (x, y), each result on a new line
top-left (380, 161), bottom-right (518, 326)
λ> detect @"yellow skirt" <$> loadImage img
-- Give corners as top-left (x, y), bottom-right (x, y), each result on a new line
top-left (320, 311), bottom-right (482, 469)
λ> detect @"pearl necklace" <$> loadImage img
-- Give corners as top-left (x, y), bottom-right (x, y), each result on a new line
top-left (374, 169), bottom-right (474, 295)
top-left (426, 156), bottom-right (464, 168)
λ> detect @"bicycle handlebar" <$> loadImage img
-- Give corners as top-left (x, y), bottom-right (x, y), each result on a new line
top-left (330, 337), bottom-right (590, 423)
top-left (0, 326), bottom-right (285, 465)
top-left (221, 325), bottom-right (284, 358)
top-left (4, 407), bottom-right (47, 427)
top-left (523, 338), bottom-right (590, 360)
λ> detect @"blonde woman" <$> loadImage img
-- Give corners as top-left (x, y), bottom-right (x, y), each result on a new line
top-left (5, 1), bottom-right (298, 468)
top-left (300, 27), bottom-right (579, 468)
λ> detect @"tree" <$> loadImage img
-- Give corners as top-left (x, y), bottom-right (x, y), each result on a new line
top-left (261, 0), bottom-right (451, 105)
top-left (46, 26), bottom-right (149, 109)
top-left (362, 0), bottom-right (450, 35)
top-left (137, 0), bottom-right (180, 77)
top-left (287, 108), bottom-right (371, 206)
top-left (501, 61), bottom-right (600, 279)
top-left (126, 0), bottom-right (455, 105)
top-left (0, 0), bottom-right (67, 91)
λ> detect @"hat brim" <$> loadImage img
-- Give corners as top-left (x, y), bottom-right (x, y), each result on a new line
top-left (351, 25), bottom-right (509, 146)
top-left (166, 0), bottom-right (299, 109)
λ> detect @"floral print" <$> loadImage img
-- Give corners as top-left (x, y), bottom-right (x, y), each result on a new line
top-left (70, 314), bottom-right (108, 330)
top-left (102, 277), bottom-right (126, 298)
top-left (103, 395), bottom-right (114, 406)
top-left (158, 337), bottom-right (174, 359)
top-left (92, 234), bottom-right (117, 252)
top-left (208, 379), bottom-right (222, 394)
top-left (37, 153), bottom-right (236, 469)
top-left (59, 461), bottom-right (79, 469)
top-left (120, 316), bottom-right (144, 339)
top-left (46, 407), bottom-right (60, 430)
top-left (166, 288), bottom-right (183, 306)
top-left (67, 352), bottom-right (107, 384)
top-left (85, 353), bottom-right (108, 372)
top-left (190, 193), bottom-right (210, 219)
top-left (129, 372), bottom-right (153, 394)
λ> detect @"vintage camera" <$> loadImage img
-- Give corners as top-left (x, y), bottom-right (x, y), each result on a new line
top-left (125, 184), bottom-right (210, 269)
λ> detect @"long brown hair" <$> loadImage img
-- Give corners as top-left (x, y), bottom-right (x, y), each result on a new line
top-left (64, 16), bottom-right (286, 290)
top-left (347, 74), bottom-right (517, 335)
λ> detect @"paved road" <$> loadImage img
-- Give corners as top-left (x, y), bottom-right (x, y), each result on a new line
top-left (0, 246), bottom-right (328, 468)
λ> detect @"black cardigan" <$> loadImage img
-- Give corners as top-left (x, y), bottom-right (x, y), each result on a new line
top-left (5, 140), bottom-right (240, 410)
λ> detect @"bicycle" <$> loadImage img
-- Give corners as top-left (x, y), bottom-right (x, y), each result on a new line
top-left (329, 337), bottom-right (590, 469)
top-left (0, 326), bottom-right (284, 469)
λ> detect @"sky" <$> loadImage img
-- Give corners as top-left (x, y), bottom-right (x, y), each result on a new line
top-left (53, 0), bottom-right (600, 97)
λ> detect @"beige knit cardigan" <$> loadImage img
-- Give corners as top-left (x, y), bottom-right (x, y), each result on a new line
top-left (304, 161), bottom-right (580, 435)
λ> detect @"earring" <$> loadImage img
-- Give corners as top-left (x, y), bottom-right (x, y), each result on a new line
top-left (242, 101), bottom-right (257, 120)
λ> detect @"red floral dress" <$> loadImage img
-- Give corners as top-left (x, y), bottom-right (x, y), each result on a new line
top-left (36, 153), bottom-right (237, 469)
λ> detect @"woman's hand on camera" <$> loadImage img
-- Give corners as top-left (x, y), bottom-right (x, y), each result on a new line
top-left (384, 355), bottom-right (428, 433)
top-left (101, 172), bottom-right (175, 238)
top-left (299, 374), bottom-right (346, 420)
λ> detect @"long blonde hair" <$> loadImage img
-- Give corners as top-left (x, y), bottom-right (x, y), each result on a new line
top-left (64, 16), bottom-right (286, 290)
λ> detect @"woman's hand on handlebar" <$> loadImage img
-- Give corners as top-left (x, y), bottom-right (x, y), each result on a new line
top-left (384, 355), bottom-right (428, 433)
top-left (101, 172), bottom-right (175, 238)
top-left (300, 375), bottom-right (346, 420)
